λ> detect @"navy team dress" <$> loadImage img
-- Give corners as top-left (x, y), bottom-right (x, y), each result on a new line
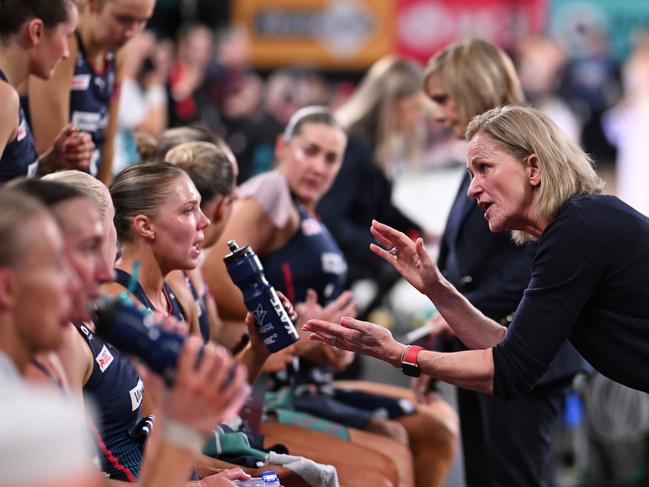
top-left (75, 322), bottom-right (146, 481)
top-left (69, 31), bottom-right (116, 176)
top-left (0, 70), bottom-right (39, 182)
top-left (263, 200), bottom-right (414, 427)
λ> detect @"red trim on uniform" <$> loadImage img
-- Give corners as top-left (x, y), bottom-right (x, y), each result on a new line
top-left (89, 422), bottom-right (137, 482)
top-left (162, 286), bottom-right (173, 316)
top-left (281, 263), bottom-right (295, 305)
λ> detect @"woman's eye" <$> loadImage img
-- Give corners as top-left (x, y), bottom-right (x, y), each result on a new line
top-left (302, 145), bottom-right (319, 157)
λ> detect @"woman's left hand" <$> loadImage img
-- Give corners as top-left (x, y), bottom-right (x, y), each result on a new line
top-left (302, 317), bottom-right (404, 368)
top-left (370, 219), bottom-right (442, 295)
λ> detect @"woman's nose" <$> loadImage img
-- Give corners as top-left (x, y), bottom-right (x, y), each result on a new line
top-left (466, 174), bottom-right (479, 199)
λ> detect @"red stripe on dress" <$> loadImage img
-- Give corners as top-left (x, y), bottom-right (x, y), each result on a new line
top-left (89, 421), bottom-right (137, 482)
top-left (281, 263), bottom-right (295, 305)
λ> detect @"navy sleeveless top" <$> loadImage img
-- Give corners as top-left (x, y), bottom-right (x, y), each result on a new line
top-left (261, 203), bottom-right (347, 307)
top-left (69, 31), bottom-right (116, 175)
top-left (183, 271), bottom-right (210, 343)
top-left (0, 70), bottom-right (39, 183)
top-left (114, 268), bottom-right (186, 322)
top-left (75, 322), bottom-right (144, 481)
top-left (263, 202), bottom-right (347, 391)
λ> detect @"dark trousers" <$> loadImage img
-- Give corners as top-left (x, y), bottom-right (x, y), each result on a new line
top-left (458, 383), bottom-right (566, 487)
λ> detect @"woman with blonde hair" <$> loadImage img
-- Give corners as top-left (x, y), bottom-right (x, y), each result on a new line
top-left (318, 55), bottom-right (430, 319)
top-left (403, 38), bottom-right (586, 487)
top-left (305, 103), bottom-right (649, 462)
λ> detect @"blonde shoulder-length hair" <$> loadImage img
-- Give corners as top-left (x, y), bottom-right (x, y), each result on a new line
top-left (335, 55), bottom-right (424, 173)
top-left (466, 105), bottom-right (604, 244)
top-left (424, 39), bottom-right (524, 126)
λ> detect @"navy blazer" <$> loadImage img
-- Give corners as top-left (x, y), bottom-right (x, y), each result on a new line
top-left (438, 173), bottom-right (586, 386)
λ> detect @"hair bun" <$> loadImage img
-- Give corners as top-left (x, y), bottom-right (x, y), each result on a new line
top-left (134, 132), bottom-right (158, 162)
top-left (165, 144), bottom-right (197, 168)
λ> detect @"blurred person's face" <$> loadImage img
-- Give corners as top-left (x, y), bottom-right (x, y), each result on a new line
top-left (29, 5), bottom-right (78, 79)
top-left (426, 76), bottom-right (464, 139)
top-left (393, 92), bottom-right (427, 133)
top-left (147, 174), bottom-right (209, 273)
top-left (466, 133), bottom-right (540, 233)
top-left (276, 122), bottom-right (347, 209)
top-left (89, 0), bottom-right (154, 52)
top-left (56, 198), bottom-right (113, 321)
top-left (10, 213), bottom-right (74, 356)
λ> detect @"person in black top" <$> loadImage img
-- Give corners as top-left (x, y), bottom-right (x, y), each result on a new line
top-left (305, 104), bottom-right (649, 402)
top-left (406, 40), bottom-right (586, 487)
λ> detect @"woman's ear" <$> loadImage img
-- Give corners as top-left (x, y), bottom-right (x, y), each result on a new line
top-left (275, 135), bottom-right (288, 167)
top-left (0, 269), bottom-right (16, 311)
top-left (212, 197), bottom-right (229, 225)
top-left (25, 19), bottom-right (44, 48)
top-left (132, 215), bottom-right (155, 241)
top-left (526, 154), bottom-right (542, 187)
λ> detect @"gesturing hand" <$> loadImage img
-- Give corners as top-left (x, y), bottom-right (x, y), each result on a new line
top-left (370, 220), bottom-right (442, 295)
top-left (302, 317), bottom-right (404, 368)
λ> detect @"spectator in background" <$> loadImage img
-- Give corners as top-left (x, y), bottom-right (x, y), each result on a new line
top-left (318, 56), bottom-right (431, 320)
top-left (115, 31), bottom-right (172, 174)
top-left (604, 34), bottom-right (649, 215)
top-left (559, 24), bottom-right (619, 163)
top-left (168, 23), bottom-right (213, 128)
top-left (517, 37), bottom-right (581, 144)
top-left (233, 67), bottom-right (330, 183)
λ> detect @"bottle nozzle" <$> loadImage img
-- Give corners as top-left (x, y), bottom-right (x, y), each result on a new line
top-left (227, 240), bottom-right (240, 253)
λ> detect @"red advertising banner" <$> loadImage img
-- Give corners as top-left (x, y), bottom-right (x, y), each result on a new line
top-left (395, 0), bottom-right (547, 63)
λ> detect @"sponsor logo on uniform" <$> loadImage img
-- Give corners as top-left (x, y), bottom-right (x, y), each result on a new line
top-left (302, 218), bottom-right (322, 236)
top-left (129, 378), bottom-right (144, 411)
top-left (322, 252), bottom-right (347, 275)
top-left (16, 119), bottom-right (27, 141)
top-left (96, 345), bottom-right (114, 372)
top-left (79, 324), bottom-right (93, 340)
top-left (71, 111), bottom-right (105, 133)
top-left (71, 74), bottom-right (91, 90)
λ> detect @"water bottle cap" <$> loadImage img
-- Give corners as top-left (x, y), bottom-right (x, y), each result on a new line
top-left (261, 471), bottom-right (279, 484)
top-left (224, 240), bottom-right (254, 264)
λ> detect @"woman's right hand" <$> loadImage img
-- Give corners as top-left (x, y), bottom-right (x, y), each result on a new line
top-left (370, 219), bottom-right (443, 295)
